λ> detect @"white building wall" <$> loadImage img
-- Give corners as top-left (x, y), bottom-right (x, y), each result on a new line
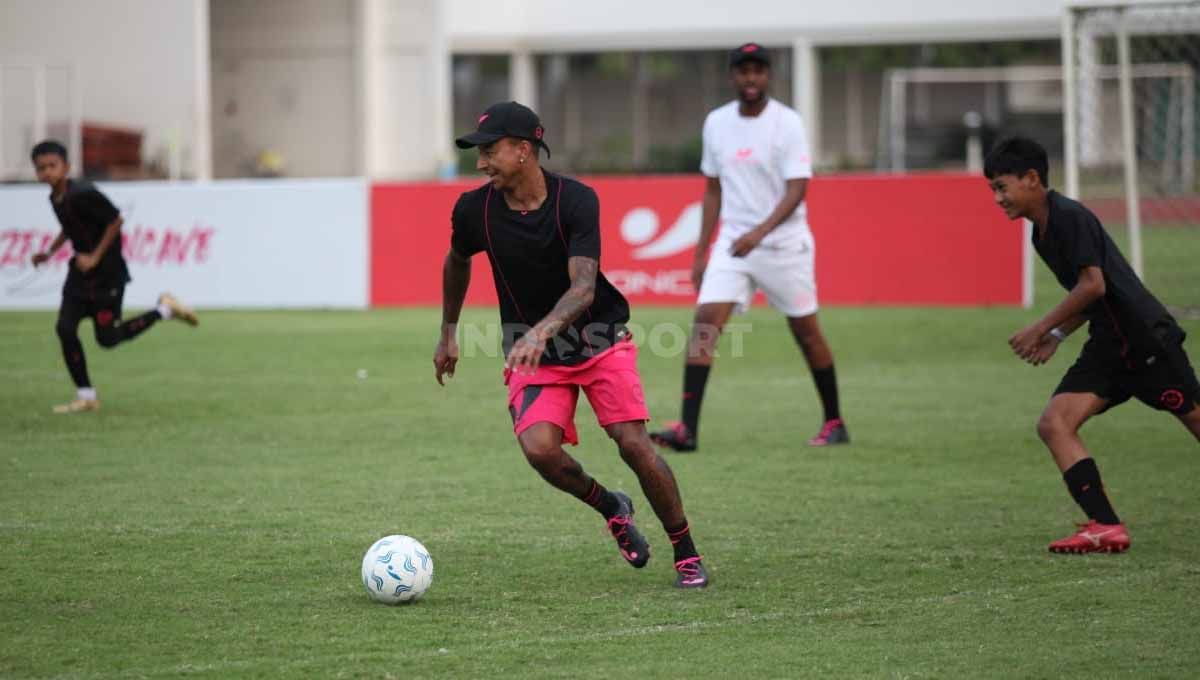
top-left (445, 0), bottom-right (1069, 51)
top-left (359, 0), bottom-right (453, 180)
top-left (0, 0), bottom-right (204, 179)
top-left (210, 0), bottom-right (451, 180)
top-left (3, 0), bottom-right (1126, 181)
top-left (210, 0), bottom-right (358, 178)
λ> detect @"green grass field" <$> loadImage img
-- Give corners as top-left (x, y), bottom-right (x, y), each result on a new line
top-left (2, 229), bottom-right (1198, 678)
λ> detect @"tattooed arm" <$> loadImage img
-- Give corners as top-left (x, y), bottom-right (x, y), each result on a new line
top-left (505, 256), bottom-right (597, 374)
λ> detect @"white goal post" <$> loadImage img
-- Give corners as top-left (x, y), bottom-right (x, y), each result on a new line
top-left (882, 63), bottom-right (1194, 180)
top-left (1063, 0), bottom-right (1200, 278)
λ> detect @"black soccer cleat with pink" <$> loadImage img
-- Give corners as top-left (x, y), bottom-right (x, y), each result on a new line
top-left (606, 492), bottom-right (650, 568)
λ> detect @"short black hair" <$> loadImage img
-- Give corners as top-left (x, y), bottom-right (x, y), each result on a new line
top-left (984, 136), bottom-right (1048, 187)
top-left (31, 139), bottom-right (68, 163)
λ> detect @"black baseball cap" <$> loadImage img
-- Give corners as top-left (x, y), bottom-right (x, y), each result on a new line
top-left (729, 42), bottom-right (771, 69)
top-left (455, 101), bottom-right (551, 157)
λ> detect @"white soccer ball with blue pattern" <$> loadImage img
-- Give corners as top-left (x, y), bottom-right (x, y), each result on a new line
top-left (361, 535), bottom-right (433, 604)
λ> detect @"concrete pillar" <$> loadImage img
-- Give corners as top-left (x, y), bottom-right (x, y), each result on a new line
top-left (356, 0), bottom-right (451, 180)
top-left (192, 0), bottom-right (212, 180)
top-left (792, 38), bottom-right (820, 167)
top-left (509, 49), bottom-right (538, 112)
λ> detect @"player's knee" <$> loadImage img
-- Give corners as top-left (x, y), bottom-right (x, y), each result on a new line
top-left (55, 319), bottom-right (76, 341)
top-left (519, 432), bottom-right (562, 472)
top-left (692, 308), bottom-right (727, 334)
top-left (608, 428), bottom-right (653, 463)
top-left (1036, 412), bottom-right (1068, 442)
top-left (1182, 406), bottom-right (1200, 439)
top-left (94, 328), bottom-right (121, 348)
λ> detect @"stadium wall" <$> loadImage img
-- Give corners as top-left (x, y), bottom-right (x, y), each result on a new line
top-left (0, 179), bottom-right (368, 309)
top-left (371, 174), bottom-right (1024, 307)
top-left (1, 174), bottom-right (1023, 310)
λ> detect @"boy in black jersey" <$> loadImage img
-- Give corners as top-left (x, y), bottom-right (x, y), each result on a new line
top-left (985, 137), bottom-right (1199, 554)
top-left (29, 140), bottom-right (197, 414)
top-left (433, 102), bottom-right (708, 587)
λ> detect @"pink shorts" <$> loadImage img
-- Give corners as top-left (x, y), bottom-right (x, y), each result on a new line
top-left (505, 337), bottom-right (650, 445)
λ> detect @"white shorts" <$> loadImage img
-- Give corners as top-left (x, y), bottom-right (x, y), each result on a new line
top-left (696, 233), bottom-right (818, 317)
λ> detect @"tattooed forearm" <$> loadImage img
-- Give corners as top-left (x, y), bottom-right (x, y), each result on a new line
top-left (532, 256), bottom-right (596, 340)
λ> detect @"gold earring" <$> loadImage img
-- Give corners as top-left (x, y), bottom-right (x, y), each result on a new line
top-left (520, 157), bottom-right (526, 164)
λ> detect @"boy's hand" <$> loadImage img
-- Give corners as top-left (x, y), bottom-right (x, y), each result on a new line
top-left (74, 252), bottom-right (98, 273)
top-left (1008, 323), bottom-right (1047, 361)
top-left (1024, 336), bottom-right (1060, 366)
top-left (31, 252), bottom-right (50, 267)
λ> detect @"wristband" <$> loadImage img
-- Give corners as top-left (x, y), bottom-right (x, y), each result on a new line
top-left (1049, 328), bottom-right (1067, 342)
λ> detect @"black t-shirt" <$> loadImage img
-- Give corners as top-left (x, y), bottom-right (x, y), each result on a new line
top-left (1035, 190), bottom-right (1180, 360)
top-left (450, 170), bottom-right (631, 366)
top-left (51, 180), bottom-right (130, 289)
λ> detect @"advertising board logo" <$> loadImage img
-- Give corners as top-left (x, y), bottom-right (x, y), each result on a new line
top-left (607, 203), bottom-right (704, 297)
top-left (619, 202), bottom-right (702, 260)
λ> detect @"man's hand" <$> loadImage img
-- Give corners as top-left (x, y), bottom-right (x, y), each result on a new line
top-left (690, 257), bottom-right (707, 291)
top-left (1008, 323), bottom-right (1049, 362)
top-left (506, 329), bottom-right (547, 376)
top-left (729, 226), bottom-right (768, 258)
top-left (74, 252), bottom-right (98, 273)
top-left (433, 337), bottom-right (460, 386)
top-left (31, 252), bottom-right (50, 267)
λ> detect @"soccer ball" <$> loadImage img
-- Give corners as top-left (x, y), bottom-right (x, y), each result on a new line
top-left (361, 535), bottom-right (434, 605)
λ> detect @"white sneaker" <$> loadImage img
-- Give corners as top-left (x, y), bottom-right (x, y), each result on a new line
top-left (158, 292), bottom-right (198, 326)
top-left (52, 398), bottom-right (100, 414)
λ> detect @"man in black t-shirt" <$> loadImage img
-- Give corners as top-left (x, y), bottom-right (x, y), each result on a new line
top-left (29, 140), bottom-right (198, 414)
top-left (984, 137), bottom-right (1199, 554)
top-left (433, 102), bottom-right (708, 588)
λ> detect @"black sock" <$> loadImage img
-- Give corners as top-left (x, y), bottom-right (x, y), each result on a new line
top-left (666, 522), bottom-right (699, 563)
top-left (96, 310), bottom-right (161, 347)
top-left (581, 479), bottom-right (620, 519)
top-left (811, 365), bottom-right (841, 422)
top-left (1063, 458), bottom-right (1121, 525)
top-left (120, 310), bottom-right (161, 341)
top-left (681, 364), bottom-right (711, 437)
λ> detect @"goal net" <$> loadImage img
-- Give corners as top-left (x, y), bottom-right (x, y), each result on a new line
top-left (1063, 1), bottom-right (1200, 297)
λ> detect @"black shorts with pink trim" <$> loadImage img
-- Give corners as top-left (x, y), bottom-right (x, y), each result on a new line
top-left (1055, 331), bottom-right (1200, 416)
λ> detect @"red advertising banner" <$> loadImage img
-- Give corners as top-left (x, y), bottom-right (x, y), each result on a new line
top-left (370, 174), bottom-right (1023, 307)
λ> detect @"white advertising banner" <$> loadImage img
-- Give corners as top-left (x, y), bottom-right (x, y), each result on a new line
top-left (0, 178), bottom-right (367, 309)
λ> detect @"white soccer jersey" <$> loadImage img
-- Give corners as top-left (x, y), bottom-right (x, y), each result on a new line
top-left (700, 98), bottom-right (813, 248)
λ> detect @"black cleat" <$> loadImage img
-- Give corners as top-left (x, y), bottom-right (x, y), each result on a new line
top-left (607, 492), bottom-right (650, 568)
top-left (673, 557), bottom-right (709, 589)
top-left (808, 418), bottom-right (849, 446)
top-left (649, 421), bottom-right (697, 452)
